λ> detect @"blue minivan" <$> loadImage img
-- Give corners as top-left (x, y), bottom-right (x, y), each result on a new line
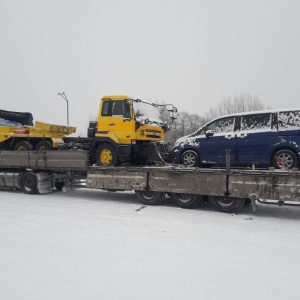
top-left (173, 109), bottom-right (300, 169)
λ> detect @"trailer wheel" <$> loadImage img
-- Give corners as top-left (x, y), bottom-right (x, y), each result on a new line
top-left (170, 193), bottom-right (198, 208)
top-left (272, 149), bottom-right (298, 169)
top-left (35, 140), bottom-right (53, 151)
top-left (54, 182), bottom-right (64, 191)
top-left (95, 143), bottom-right (118, 166)
top-left (14, 141), bottom-right (33, 151)
top-left (209, 196), bottom-right (245, 213)
top-left (135, 190), bottom-right (164, 205)
top-left (20, 172), bottom-right (38, 194)
top-left (181, 150), bottom-right (199, 167)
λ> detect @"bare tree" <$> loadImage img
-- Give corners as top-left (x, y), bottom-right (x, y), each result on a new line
top-left (204, 93), bottom-right (264, 122)
top-left (164, 111), bottom-right (206, 145)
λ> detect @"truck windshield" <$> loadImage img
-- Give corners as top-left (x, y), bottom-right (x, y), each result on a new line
top-left (132, 101), bottom-right (162, 124)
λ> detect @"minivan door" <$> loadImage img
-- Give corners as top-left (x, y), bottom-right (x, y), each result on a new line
top-left (200, 116), bottom-right (238, 165)
top-left (235, 113), bottom-right (275, 166)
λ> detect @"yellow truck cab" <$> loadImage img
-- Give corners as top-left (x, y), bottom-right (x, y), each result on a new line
top-left (87, 95), bottom-right (177, 166)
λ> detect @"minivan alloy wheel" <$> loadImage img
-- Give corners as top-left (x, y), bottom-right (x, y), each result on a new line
top-left (273, 150), bottom-right (298, 169)
top-left (181, 150), bottom-right (199, 167)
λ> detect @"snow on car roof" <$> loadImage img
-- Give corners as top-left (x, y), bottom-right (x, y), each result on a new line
top-left (202, 108), bottom-right (300, 126)
top-left (210, 107), bottom-right (300, 119)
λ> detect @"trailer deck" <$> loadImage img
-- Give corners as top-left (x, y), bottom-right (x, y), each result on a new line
top-left (1, 150), bottom-right (300, 213)
top-left (86, 166), bottom-right (300, 209)
top-left (0, 150), bottom-right (89, 171)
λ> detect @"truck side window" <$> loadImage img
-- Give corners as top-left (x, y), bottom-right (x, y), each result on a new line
top-left (102, 101), bottom-right (112, 116)
top-left (112, 102), bottom-right (124, 116)
top-left (207, 117), bottom-right (235, 133)
top-left (278, 111), bottom-right (300, 130)
top-left (124, 101), bottom-right (131, 119)
top-left (241, 114), bottom-right (271, 131)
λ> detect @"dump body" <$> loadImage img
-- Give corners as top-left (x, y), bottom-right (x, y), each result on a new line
top-left (0, 119), bottom-right (76, 151)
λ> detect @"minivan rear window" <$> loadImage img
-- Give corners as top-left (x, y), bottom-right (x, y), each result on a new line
top-left (278, 111), bottom-right (300, 130)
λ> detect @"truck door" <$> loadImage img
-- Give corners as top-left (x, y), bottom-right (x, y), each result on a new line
top-left (98, 100), bottom-right (111, 132)
top-left (98, 100), bottom-right (135, 145)
top-left (109, 101), bottom-right (135, 145)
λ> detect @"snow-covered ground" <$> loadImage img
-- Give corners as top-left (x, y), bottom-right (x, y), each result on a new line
top-left (1, 188), bottom-right (300, 300)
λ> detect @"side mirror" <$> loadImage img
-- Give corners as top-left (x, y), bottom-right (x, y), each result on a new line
top-left (169, 107), bottom-right (178, 120)
top-left (205, 130), bottom-right (214, 137)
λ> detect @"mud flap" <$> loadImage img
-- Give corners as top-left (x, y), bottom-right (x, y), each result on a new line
top-left (251, 198), bottom-right (257, 213)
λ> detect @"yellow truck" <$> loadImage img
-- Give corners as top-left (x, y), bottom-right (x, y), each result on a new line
top-left (74, 95), bottom-right (177, 166)
top-left (0, 109), bottom-right (76, 151)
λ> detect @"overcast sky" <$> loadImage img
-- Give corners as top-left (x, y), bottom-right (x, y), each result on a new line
top-left (1, 0), bottom-right (299, 135)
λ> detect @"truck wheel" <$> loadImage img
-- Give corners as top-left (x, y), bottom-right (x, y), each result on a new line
top-left (181, 150), bottom-right (199, 167)
top-left (14, 141), bottom-right (33, 151)
top-left (272, 150), bottom-right (298, 169)
top-left (95, 143), bottom-right (118, 166)
top-left (209, 196), bottom-right (245, 213)
top-left (135, 190), bottom-right (165, 205)
top-left (35, 141), bottom-right (53, 151)
top-left (20, 172), bottom-right (38, 194)
top-left (170, 193), bottom-right (198, 208)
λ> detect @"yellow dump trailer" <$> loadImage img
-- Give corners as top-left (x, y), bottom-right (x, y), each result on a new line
top-left (34, 121), bottom-right (76, 134)
top-left (0, 120), bottom-right (76, 151)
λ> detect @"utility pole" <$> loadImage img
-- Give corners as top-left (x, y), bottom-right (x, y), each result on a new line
top-left (58, 92), bottom-right (69, 125)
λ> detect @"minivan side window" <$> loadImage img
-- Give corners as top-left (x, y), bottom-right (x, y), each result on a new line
top-left (206, 117), bottom-right (235, 133)
top-left (195, 126), bottom-right (206, 136)
top-left (240, 114), bottom-right (271, 131)
top-left (278, 111), bottom-right (300, 130)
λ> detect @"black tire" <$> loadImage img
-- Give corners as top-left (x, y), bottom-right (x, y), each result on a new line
top-left (200, 195), bottom-right (209, 203)
top-left (135, 190), bottom-right (165, 205)
top-left (209, 196), bottom-right (245, 213)
top-left (20, 172), bottom-right (38, 194)
top-left (170, 193), bottom-right (198, 208)
top-left (55, 182), bottom-right (64, 191)
top-left (14, 141), bottom-right (33, 151)
top-left (181, 150), bottom-right (199, 167)
top-left (244, 198), bottom-right (251, 205)
top-left (95, 143), bottom-right (118, 166)
top-left (272, 149), bottom-right (298, 169)
top-left (35, 140), bottom-right (53, 151)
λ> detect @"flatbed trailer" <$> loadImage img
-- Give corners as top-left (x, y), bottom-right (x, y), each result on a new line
top-left (0, 150), bottom-right (88, 194)
top-left (1, 150), bottom-right (300, 213)
top-left (86, 165), bottom-right (300, 212)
